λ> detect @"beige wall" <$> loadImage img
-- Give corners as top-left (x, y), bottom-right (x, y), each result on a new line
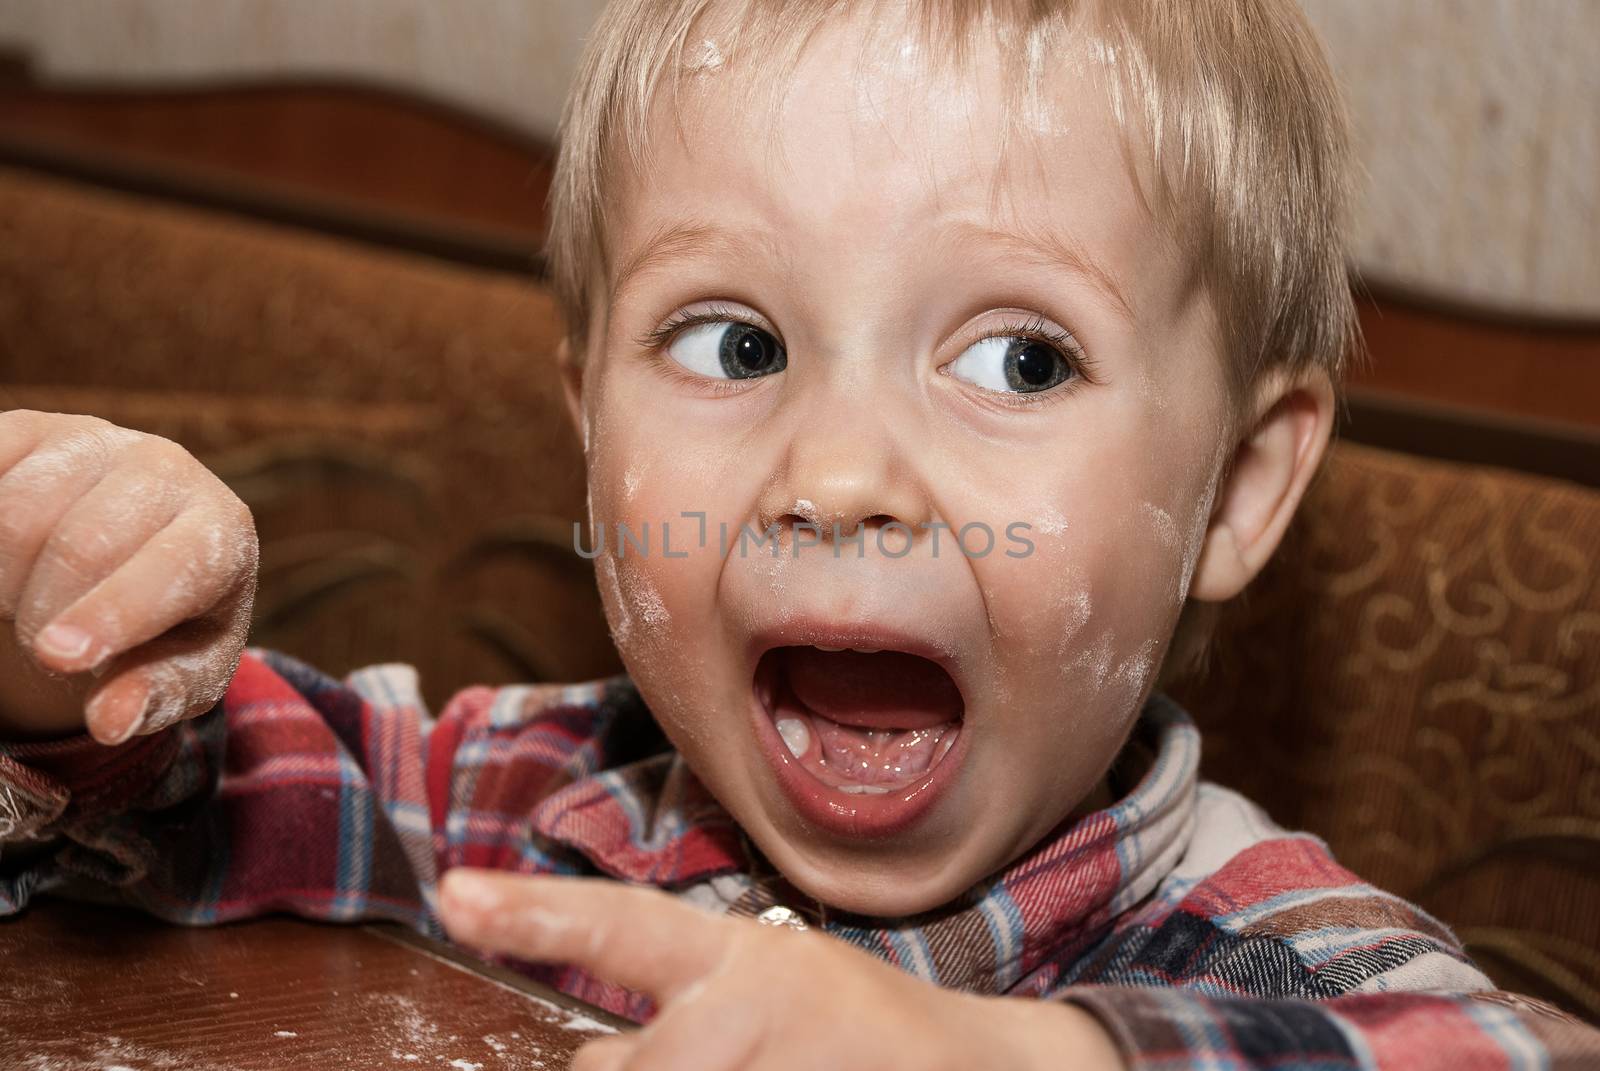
top-left (1303, 0), bottom-right (1600, 318)
top-left (3, 0), bottom-right (1596, 317)
top-left (0, 0), bottom-right (608, 137)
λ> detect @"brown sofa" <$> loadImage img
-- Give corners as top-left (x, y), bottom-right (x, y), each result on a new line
top-left (3, 163), bottom-right (1596, 1022)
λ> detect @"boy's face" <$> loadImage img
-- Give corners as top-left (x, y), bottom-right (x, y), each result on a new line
top-left (574, 13), bottom-right (1235, 915)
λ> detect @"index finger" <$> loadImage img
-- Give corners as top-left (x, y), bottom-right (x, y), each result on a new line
top-left (438, 869), bottom-right (730, 1002)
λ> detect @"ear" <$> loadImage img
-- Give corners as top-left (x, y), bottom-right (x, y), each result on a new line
top-left (556, 336), bottom-right (586, 441)
top-left (1188, 369), bottom-right (1335, 602)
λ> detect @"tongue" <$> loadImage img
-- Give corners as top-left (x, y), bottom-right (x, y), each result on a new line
top-left (785, 647), bottom-right (963, 730)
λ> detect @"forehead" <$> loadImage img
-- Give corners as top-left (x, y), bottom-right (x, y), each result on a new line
top-left (601, 3), bottom-right (1187, 329)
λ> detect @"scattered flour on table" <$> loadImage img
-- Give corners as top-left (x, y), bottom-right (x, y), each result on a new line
top-left (20, 989), bottom-right (591, 1070)
top-left (0, 974), bottom-right (72, 1006)
top-left (22, 1034), bottom-right (232, 1071)
top-left (363, 993), bottom-right (450, 1054)
top-left (524, 993), bottom-right (619, 1035)
top-left (362, 993), bottom-right (557, 1070)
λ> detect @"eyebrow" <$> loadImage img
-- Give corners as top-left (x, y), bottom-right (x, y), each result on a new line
top-left (944, 221), bottom-right (1138, 324)
top-left (609, 217), bottom-right (1137, 324)
top-left (609, 219), bottom-right (790, 303)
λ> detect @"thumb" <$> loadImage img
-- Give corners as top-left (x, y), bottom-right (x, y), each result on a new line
top-left (83, 618), bottom-right (245, 745)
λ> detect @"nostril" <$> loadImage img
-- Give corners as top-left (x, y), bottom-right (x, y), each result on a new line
top-left (772, 513), bottom-right (812, 533)
top-left (790, 514), bottom-right (901, 538)
top-left (761, 512), bottom-right (907, 540)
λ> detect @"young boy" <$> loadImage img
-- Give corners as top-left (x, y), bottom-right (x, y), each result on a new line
top-left (1, 0), bottom-right (1596, 1066)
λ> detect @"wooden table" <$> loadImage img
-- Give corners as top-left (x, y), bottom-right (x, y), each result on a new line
top-left (0, 899), bottom-right (631, 1070)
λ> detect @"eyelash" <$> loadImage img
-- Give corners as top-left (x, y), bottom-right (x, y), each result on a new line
top-left (634, 302), bottom-right (754, 353)
top-left (957, 315), bottom-right (1097, 409)
top-left (985, 314), bottom-right (1095, 377)
top-left (634, 306), bottom-right (1097, 403)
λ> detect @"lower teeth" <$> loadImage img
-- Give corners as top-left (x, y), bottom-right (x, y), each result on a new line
top-left (776, 716), bottom-right (811, 758)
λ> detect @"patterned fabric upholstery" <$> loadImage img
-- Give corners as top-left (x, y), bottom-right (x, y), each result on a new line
top-left (0, 164), bottom-right (619, 703)
top-left (2, 164), bottom-right (1596, 1020)
top-left (1175, 444), bottom-right (1600, 1019)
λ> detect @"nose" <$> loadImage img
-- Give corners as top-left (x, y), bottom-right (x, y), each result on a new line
top-left (756, 405), bottom-right (932, 545)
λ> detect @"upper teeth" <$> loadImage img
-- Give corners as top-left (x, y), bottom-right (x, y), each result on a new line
top-left (814, 645), bottom-right (880, 654)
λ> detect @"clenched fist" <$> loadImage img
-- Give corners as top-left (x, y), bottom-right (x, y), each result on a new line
top-left (0, 410), bottom-right (258, 745)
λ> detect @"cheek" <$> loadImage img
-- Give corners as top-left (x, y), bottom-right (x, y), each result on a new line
top-left (588, 454), bottom-right (708, 664)
top-left (581, 375), bottom-right (756, 731)
top-left (588, 466), bottom-right (727, 757)
top-left (967, 442), bottom-right (1215, 728)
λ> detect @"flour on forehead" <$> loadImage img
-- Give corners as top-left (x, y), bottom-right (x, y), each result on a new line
top-left (553, 0), bottom-right (1360, 420)
top-left (686, 35), bottom-right (725, 72)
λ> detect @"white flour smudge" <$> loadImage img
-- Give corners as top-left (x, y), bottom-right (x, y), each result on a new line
top-left (1139, 502), bottom-right (1179, 548)
top-left (1034, 508), bottom-right (1070, 536)
top-left (22, 1034), bottom-right (226, 1071)
top-left (360, 992), bottom-right (568, 1070)
top-left (628, 579), bottom-right (671, 629)
top-left (556, 1012), bottom-right (617, 1034)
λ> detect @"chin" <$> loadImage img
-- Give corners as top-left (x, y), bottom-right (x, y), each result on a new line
top-left (747, 818), bottom-right (1003, 918)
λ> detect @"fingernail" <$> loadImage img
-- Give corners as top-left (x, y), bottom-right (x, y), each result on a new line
top-left (37, 623), bottom-right (94, 662)
top-left (442, 870), bottom-right (500, 915)
top-left (91, 682), bottom-right (149, 746)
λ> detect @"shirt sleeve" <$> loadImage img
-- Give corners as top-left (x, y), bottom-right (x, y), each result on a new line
top-left (1048, 784), bottom-right (1600, 1068)
top-left (1065, 983), bottom-right (1599, 1069)
top-left (0, 649), bottom-right (599, 933)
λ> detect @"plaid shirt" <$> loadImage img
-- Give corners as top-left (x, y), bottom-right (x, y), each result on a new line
top-left (2, 649), bottom-right (1595, 1068)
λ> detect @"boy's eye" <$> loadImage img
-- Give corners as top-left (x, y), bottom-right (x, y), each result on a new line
top-left (945, 336), bottom-right (1074, 394)
top-left (666, 321), bottom-right (788, 380)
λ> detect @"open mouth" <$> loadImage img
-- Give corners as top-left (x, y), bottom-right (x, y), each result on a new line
top-left (752, 644), bottom-right (967, 837)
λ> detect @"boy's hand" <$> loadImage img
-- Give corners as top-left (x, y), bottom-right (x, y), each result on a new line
top-left (438, 869), bottom-right (1128, 1071)
top-left (0, 411), bottom-right (258, 744)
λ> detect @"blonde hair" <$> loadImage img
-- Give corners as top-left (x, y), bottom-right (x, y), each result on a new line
top-left (546, 0), bottom-right (1357, 393)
